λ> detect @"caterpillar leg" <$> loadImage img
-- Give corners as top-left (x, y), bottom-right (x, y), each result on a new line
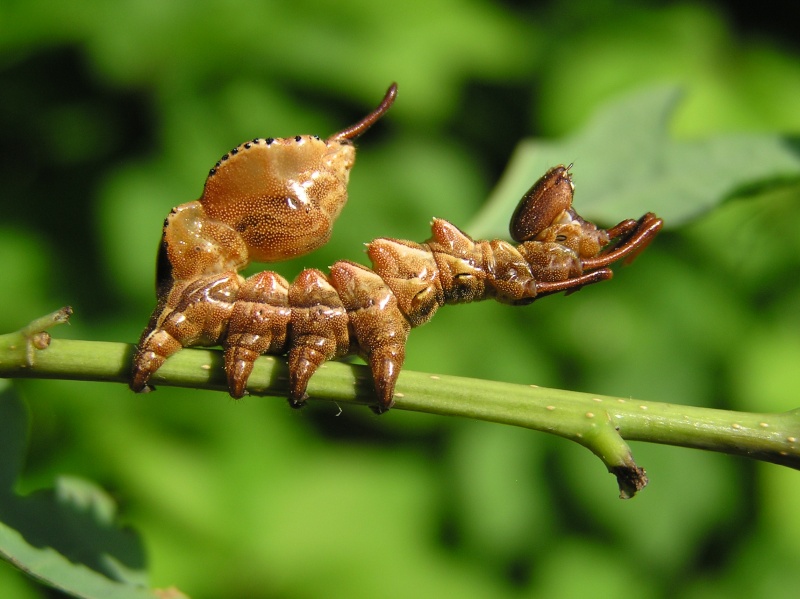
top-left (286, 269), bottom-right (350, 408)
top-left (583, 212), bottom-right (663, 269)
top-left (533, 268), bottom-right (613, 298)
top-left (330, 261), bottom-right (411, 413)
top-left (223, 271), bottom-right (291, 398)
top-left (131, 273), bottom-right (241, 392)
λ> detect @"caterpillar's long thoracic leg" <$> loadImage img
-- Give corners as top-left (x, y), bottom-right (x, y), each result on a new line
top-left (583, 212), bottom-right (663, 268)
top-left (131, 91), bottom-right (663, 413)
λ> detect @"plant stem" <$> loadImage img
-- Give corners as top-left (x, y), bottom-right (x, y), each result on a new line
top-left (1, 308), bottom-right (798, 498)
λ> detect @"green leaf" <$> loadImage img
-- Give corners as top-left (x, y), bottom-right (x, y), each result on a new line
top-left (0, 381), bottom-right (182, 599)
top-left (469, 85), bottom-right (800, 238)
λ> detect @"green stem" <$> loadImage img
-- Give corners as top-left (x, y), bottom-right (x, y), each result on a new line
top-left (1, 308), bottom-right (798, 498)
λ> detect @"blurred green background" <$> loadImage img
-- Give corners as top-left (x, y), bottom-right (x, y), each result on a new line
top-left (2, 1), bottom-right (800, 597)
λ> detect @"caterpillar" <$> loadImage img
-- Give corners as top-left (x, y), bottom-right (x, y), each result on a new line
top-left (130, 83), bottom-right (663, 413)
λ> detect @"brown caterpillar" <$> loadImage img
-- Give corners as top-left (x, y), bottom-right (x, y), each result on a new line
top-left (130, 84), bottom-right (663, 412)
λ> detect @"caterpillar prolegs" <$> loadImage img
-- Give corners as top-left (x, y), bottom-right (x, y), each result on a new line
top-left (130, 85), bottom-right (663, 412)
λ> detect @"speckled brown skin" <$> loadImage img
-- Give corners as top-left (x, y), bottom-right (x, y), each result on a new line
top-left (132, 157), bottom-right (662, 413)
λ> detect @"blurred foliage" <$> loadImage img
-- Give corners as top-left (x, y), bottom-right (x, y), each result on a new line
top-left (0, 383), bottom-right (157, 599)
top-left (472, 84), bottom-right (800, 237)
top-left (1, 1), bottom-right (800, 598)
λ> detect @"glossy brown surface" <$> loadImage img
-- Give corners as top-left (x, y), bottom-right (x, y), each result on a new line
top-left (510, 164), bottom-right (575, 242)
top-left (131, 94), bottom-right (663, 412)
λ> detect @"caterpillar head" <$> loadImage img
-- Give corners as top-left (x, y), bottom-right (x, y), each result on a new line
top-left (198, 83), bottom-right (397, 263)
top-left (510, 164), bottom-right (609, 259)
top-left (509, 165), bottom-right (575, 242)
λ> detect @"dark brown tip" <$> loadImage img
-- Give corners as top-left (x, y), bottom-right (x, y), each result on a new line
top-left (330, 82), bottom-right (398, 141)
top-left (509, 165), bottom-right (574, 242)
